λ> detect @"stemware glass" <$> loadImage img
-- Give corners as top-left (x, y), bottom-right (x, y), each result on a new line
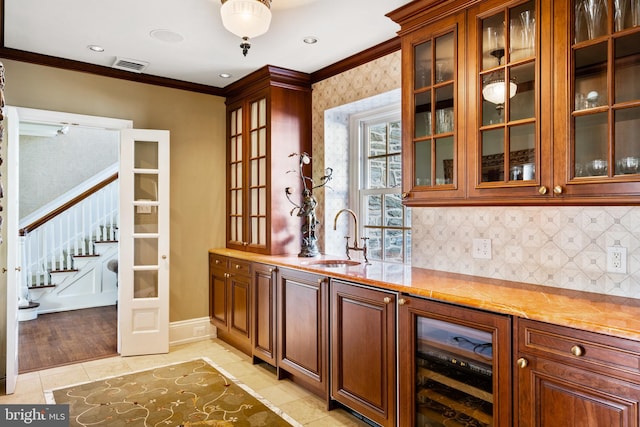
top-left (614, 0), bottom-right (629, 31)
top-left (520, 10), bottom-right (536, 56)
top-left (580, 0), bottom-right (608, 40)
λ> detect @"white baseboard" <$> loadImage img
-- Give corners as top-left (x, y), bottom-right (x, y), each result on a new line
top-left (169, 317), bottom-right (217, 346)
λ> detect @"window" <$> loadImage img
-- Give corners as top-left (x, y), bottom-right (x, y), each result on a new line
top-left (351, 107), bottom-right (411, 263)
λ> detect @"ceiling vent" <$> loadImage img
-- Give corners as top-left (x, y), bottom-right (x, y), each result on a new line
top-left (112, 57), bottom-right (149, 73)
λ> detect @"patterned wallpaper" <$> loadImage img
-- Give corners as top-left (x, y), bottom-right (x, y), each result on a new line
top-left (311, 52), bottom-right (640, 299)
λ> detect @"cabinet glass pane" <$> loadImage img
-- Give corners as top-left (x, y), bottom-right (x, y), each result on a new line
top-left (415, 316), bottom-right (494, 426)
top-left (483, 14), bottom-right (506, 70)
top-left (134, 238), bottom-right (158, 266)
top-left (509, 1), bottom-right (536, 61)
top-left (574, 42), bottom-right (607, 111)
top-left (435, 85), bottom-right (454, 134)
top-left (415, 41), bottom-right (432, 89)
top-left (509, 124), bottom-right (536, 181)
top-left (258, 98), bottom-right (266, 126)
top-left (415, 140), bottom-right (432, 186)
top-left (615, 107), bottom-right (640, 174)
top-left (481, 129), bottom-right (505, 182)
top-left (435, 137), bottom-right (454, 185)
top-left (574, 0), bottom-right (609, 43)
top-left (613, 0), bottom-right (634, 31)
top-left (134, 206), bottom-right (158, 234)
top-left (615, 32), bottom-right (640, 103)
top-left (134, 270), bottom-right (158, 298)
top-left (435, 33), bottom-right (454, 83)
top-left (575, 112), bottom-right (609, 176)
top-left (134, 173), bottom-right (158, 201)
top-left (510, 62), bottom-right (535, 120)
top-left (482, 69), bottom-right (507, 126)
top-left (134, 140), bottom-right (158, 169)
top-left (415, 91), bottom-right (432, 138)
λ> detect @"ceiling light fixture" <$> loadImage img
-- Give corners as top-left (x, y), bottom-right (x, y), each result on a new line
top-left (220, 0), bottom-right (272, 57)
top-left (482, 45), bottom-right (517, 111)
top-left (87, 45), bottom-right (105, 52)
top-left (303, 36), bottom-right (318, 44)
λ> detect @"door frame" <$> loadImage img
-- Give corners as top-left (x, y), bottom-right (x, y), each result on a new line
top-left (5, 107), bottom-right (131, 392)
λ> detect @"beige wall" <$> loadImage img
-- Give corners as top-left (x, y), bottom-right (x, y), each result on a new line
top-left (0, 60), bottom-right (227, 332)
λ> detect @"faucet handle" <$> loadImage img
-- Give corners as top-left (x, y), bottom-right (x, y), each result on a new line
top-left (360, 236), bottom-right (369, 245)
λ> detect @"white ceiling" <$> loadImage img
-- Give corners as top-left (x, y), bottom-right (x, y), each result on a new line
top-left (4, 0), bottom-right (413, 88)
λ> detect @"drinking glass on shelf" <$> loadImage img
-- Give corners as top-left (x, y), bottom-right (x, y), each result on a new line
top-left (614, 0), bottom-right (629, 31)
top-left (579, 0), bottom-right (608, 40)
top-left (520, 10), bottom-right (536, 57)
top-left (633, 0), bottom-right (640, 26)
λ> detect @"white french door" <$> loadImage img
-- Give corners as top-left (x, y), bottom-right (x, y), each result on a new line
top-left (118, 129), bottom-right (170, 356)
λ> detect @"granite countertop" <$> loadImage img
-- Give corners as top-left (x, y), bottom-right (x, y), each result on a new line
top-left (209, 248), bottom-right (640, 342)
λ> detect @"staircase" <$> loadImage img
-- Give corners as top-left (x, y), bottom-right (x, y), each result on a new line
top-left (20, 172), bottom-right (119, 316)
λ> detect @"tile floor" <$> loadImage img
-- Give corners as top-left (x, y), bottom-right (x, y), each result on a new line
top-left (0, 338), bottom-right (371, 426)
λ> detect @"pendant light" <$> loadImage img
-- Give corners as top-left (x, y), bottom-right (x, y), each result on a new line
top-left (220, 0), bottom-right (272, 56)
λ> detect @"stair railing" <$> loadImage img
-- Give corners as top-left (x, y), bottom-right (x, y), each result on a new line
top-left (20, 174), bottom-right (119, 288)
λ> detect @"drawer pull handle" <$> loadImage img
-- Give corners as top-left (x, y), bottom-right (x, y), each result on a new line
top-left (517, 357), bottom-right (529, 369)
top-left (571, 345), bottom-right (584, 357)
top-left (538, 186), bottom-right (548, 195)
top-left (383, 297), bottom-right (391, 304)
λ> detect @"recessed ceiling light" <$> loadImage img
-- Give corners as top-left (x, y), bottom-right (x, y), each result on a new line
top-left (219, 73), bottom-right (233, 79)
top-left (88, 45), bottom-right (104, 52)
top-left (150, 29), bottom-right (184, 43)
top-left (303, 36), bottom-right (318, 44)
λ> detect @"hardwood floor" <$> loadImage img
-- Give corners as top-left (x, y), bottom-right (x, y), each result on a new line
top-left (18, 305), bottom-right (118, 373)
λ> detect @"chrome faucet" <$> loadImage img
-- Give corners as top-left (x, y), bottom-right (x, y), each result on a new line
top-left (333, 208), bottom-right (369, 263)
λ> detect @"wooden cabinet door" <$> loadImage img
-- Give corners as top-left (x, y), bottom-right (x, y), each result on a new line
top-left (516, 355), bottom-right (640, 426)
top-left (277, 267), bottom-right (328, 400)
top-left (330, 279), bottom-right (396, 427)
top-left (209, 254), bottom-right (228, 330)
top-left (252, 263), bottom-right (277, 366)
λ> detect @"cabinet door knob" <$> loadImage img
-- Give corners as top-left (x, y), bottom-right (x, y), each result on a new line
top-left (215, 259), bottom-right (221, 264)
top-left (235, 264), bottom-right (241, 269)
top-left (383, 297), bottom-right (391, 304)
top-left (517, 357), bottom-right (529, 368)
top-left (538, 186), bottom-right (548, 195)
top-left (571, 345), bottom-right (584, 357)
top-left (224, 273), bottom-right (230, 278)
top-left (553, 185), bottom-right (563, 194)
top-left (402, 192), bottom-right (409, 199)
top-left (398, 298), bottom-right (408, 305)
top-left (269, 267), bottom-right (275, 273)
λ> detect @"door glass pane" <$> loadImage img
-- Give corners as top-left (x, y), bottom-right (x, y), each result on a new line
top-left (435, 32), bottom-right (454, 84)
top-left (574, 42), bottom-right (607, 111)
top-left (615, 32), bottom-right (640, 103)
top-left (481, 129), bottom-right (505, 182)
top-left (134, 238), bottom-right (158, 266)
top-left (483, 14), bottom-right (506, 71)
top-left (134, 173), bottom-right (158, 201)
top-left (134, 206), bottom-right (158, 234)
top-left (614, 107), bottom-right (640, 175)
top-left (510, 1), bottom-right (536, 62)
top-left (435, 85), bottom-right (454, 134)
top-left (415, 140), bottom-right (432, 186)
top-left (574, 0), bottom-right (609, 43)
top-left (510, 62), bottom-right (535, 121)
top-left (509, 124), bottom-right (536, 181)
top-left (415, 41), bottom-right (432, 89)
top-left (575, 112), bottom-right (609, 176)
top-left (134, 140), bottom-right (158, 169)
top-left (134, 270), bottom-right (158, 298)
top-left (415, 91), bottom-right (432, 138)
top-left (435, 136), bottom-right (454, 185)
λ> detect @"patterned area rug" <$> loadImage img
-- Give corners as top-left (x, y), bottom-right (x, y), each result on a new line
top-left (45, 358), bottom-right (302, 427)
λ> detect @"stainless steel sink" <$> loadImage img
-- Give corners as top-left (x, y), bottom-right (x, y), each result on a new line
top-left (306, 259), bottom-right (361, 268)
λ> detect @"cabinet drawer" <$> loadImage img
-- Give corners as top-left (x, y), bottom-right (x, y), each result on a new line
top-left (518, 319), bottom-right (640, 379)
top-left (228, 259), bottom-right (251, 277)
top-left (210, 254), bottom-right (228, 270)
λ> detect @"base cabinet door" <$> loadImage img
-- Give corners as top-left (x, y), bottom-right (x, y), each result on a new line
top-left (208, 254), bottom-right (252, 356)
top-left (251, 263), bottom-right (277, 366)
top-left (277, 267), bottom-right (329, 400)
top-left (515, 318), bottom-right (640, 427)
top-left (399, 295), bottom-right (512, 426)
top-left (330, 279), bottom-right (396, 427)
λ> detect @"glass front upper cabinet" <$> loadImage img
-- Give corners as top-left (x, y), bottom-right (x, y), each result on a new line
top-left (477, 0), bottom-right (538, 187)
top-left (407, 12), bottom-right (465, 203)
top-left (572, 0), bottom-right (640, 180)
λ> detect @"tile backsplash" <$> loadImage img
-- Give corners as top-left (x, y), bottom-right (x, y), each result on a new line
top-left (410, 206), bottom-right (640, 299)
top-left (312, 51), bottom-right (640, 300)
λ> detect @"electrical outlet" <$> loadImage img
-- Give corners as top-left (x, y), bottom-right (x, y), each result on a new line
top-left (607, 246), bottom-right (627, 274)
top-left (472, 238), bottom-right (492, 259)
top-left (193, 326), bottom-right (206, 337)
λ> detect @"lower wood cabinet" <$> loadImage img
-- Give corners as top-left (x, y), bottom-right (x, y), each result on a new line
top-left (399, 295), bottom-right (512, 426)
top-left (209, 254), bottom-right (252, 356)
top-left (515, 318), bottom-right (640, 427)
top-left (251, 263), bottom-right (277, 366)
top-left (330, 279), bottom-right (397, 427)
top-left (277, 267), bottom-right (329, 400)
